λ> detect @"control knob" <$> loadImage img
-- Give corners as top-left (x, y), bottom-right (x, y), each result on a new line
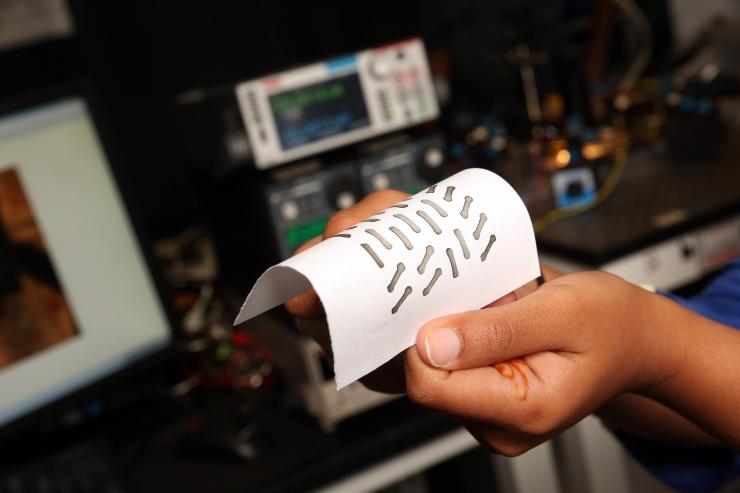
top-left (416, 145), bottom-right (447, 183)
top-left (369, 56), bottom-right (393, 80)
top-left (327, 175), bottom-right (361, 211)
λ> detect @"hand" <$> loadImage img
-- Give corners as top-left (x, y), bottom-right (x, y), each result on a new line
top-left (405, 271), bottom-right (679, 456)
top-left (284, 188), bottom-right (557, 394)
top-left (285, 189), bottom-right (410, 393)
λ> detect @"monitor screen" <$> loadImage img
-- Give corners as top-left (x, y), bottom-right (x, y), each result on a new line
top-left (0, 97), bottom-right (171, 428)
top-left (269, 73), bottom-right (370, 151)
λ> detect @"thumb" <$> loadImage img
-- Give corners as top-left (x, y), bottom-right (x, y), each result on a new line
top-left (416, 283), bottom-right (575, 370)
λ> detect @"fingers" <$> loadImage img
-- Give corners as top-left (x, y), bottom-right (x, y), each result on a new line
top-left (360, 353), bottom-right (407, 394)
top-left (284, 236), bottom-right (324, 318)
top-left (404, 348), bottom-right (563, 436)
top-left (295, 316), bottom-right (408, 395)
top-left (285, 190), bottom-right (409, 318)
top-left (416, 282), bottom-right (582, 370)
top-left (295, 318), bottom-right (332, 360)
top-left (286, 190), bottom-right (411, 390)
top-left (487, 262), bottom-right (559, 306)
top-left (323, 189), bottom-right (409, 238)
top-left (463, 420), bottom-right (546, 457)
top-left (483, 291), bottom-right (517, 308)
top-left (541, 263), bottom-right (563, 281)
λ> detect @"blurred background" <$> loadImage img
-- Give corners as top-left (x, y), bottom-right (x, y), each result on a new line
top-left (1, 0), bottom-right (740, 492)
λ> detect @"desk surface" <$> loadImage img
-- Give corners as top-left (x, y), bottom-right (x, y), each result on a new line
top-left (126, 394), bottom-right (461, 493)
top-left (536, 140), bottom-right (740, 264)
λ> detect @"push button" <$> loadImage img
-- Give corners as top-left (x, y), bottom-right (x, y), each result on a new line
top-left (280, 201), bottom-right (300, 222)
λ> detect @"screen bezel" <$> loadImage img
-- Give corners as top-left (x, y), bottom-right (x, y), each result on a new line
top-left (0, 81), bottom-right (176, 440)
top-left (237, 38), bottom-right (440, 170)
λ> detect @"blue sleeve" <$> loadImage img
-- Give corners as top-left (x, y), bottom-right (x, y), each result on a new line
top-left (662, 258), bottom-right (740, 329)
top-left (615, 258), bottom-right (740, 493)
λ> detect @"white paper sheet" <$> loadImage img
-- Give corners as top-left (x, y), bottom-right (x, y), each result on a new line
top-left (234, 168), bottom-right (540, 389)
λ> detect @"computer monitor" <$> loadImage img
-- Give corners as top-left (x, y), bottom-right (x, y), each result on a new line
top-left (0, 89), bottom-right (172, 430)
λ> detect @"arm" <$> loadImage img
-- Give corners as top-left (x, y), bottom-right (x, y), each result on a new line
top-left (642, 293), bottom-right (740, 448)
top-left (597, 393), bottom-right (721, 448)
top-left (526, 264), bottom-right (729, 448)
top-left (594, 289), bottom-right (740, 449)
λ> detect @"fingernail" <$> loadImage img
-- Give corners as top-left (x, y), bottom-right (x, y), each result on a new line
top-left (425, 329), bottom-right (461, 368)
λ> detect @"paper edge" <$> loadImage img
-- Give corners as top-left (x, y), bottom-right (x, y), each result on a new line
top-left (233, 264), bottom-right (313, 326)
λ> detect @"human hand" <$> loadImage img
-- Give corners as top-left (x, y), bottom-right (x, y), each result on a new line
top-left (284, 188), bottom-right (556, 394)
top-left (406, 271), bottom-right (678, 456)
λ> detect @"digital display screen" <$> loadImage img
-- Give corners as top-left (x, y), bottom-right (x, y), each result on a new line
top-left (269, 73), bottom-right (370, 151)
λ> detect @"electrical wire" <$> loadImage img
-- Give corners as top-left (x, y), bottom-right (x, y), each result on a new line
top-left (532, 137), bottom-right (630, 234)
top-left (531, 1), bottom-right (643, 233)
top-left (613, 0), bottom-right (654, 91)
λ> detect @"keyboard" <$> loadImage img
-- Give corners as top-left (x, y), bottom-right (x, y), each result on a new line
top-left (0, 441), bottom-right (125, 493)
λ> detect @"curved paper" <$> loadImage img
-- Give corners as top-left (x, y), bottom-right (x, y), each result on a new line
top-left (235, 169), bottom-right (540, 389)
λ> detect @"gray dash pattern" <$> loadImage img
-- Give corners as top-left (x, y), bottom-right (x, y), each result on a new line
top-left (361, 243), bottom-right (384, 268)
top-left (446, 248), bottom-right (459, 278)
top-left (392, 286), bottom-right (413, 314)
top-left (423, 268), bottom-right (443, 296)
top-left (394, 213), bottom-right (421, 233)
top-left (417, 245), bottom-right (434, 274)
top-left (416, 210), bottom-right (441, 234)
top-left (421, 199), bottom-right (449, 217)
top-left (389, 226), bottom-right (413, 250)
top-left (366, 229), bottom-right (393, 249)
top-left (387, 263), bottom-right (405, 293)
top-left (481, 234), bottom-right (497, 261)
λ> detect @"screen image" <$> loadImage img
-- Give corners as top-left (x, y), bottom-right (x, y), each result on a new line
top-left (269, 73), bottom-right (370, 151)
top-left (0, 167), bottom-right (78, 370)
top-left (0, 98), bottom-right (170, 428)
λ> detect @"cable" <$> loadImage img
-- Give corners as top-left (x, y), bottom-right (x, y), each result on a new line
top-left (532, 136), bottom-right (630, 234)
top-left (612, 0), bottom-right (653, 91)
